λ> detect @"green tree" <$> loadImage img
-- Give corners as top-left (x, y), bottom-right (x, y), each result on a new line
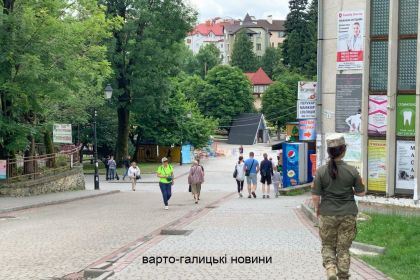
top-left (175, 74), bottom-right (210, 104)
top-left (282, 0), bottom-right (309, 70)
top-left (261, 82), bottom-right (297, 131)
top-left (202, 65), bottom-right (254, 127)
top-left (196, 44), bottom-right (221, 77)
top-left (0, 0), bottom-right (114, 160)
top-left (260, 47), bottom-right (282, 78)
top-left (130, 83), bottom-right (217, 153)
top-left (231, 30), bottom-right (258, 72)
top-left (302, 0), bottom-right (318, 78)
top-left (104, 0), bottom-right (196, 162)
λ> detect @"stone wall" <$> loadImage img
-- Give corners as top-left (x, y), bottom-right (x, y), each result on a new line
top-left (0, 166), bottom-right (85, 197)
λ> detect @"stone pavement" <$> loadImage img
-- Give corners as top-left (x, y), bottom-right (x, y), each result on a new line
top-left (0, 190), bottom-right (118, 214)
top-left (107, 193), bottom-right (388, 280)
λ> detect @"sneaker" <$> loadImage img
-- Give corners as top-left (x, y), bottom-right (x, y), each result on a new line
top-left (164, 206), bottom-right (169, 210)
top-left (248, 195), bottom-right (252, 198)
top-left (252, 192), bottom-right (256, 198)
top-left (262, 195), bottom-right (266, 199)
top-left (275, 194), bottom-right (279, 198)
top-left (266, 195), bottom-right (270, 199)
top-left (239, 193), bottom-right (243, 198)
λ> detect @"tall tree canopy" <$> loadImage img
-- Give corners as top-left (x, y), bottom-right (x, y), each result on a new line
top-left (282, 0), bottom-right (309, 70)
top-left (231, 30), bottom-right (258, 72)
top-left (0, 0), bottom-right (114, 159)
top-left (259, 47), bottom-right (282, 79)
top-left (200, 65), bottom-right (254, 127)
top-left (104, 0), bottom-right (196, 162)
top-left (195, 44), bottom-right (222, 77)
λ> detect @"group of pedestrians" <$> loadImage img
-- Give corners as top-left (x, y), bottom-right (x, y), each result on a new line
top-left (233, 151), bottom-right (283, 198)
top-left (103, 155), bottom-right (141, 191)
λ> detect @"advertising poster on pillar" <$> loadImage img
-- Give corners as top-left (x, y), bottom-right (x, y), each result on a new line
top-left (337, 11), bottom-right (364, 70)
top-left (396, 141), bottom-right (415, 190)
top-left (324, 133), bottom-right (362, 164)
top-left (368, 95), bottom-right (387, 136)
top-left (367, 140), bottom-right (386, 192)
top-left (298, 81), bottom-right (317, 100)
top-left (298, 119), bottom-right (316, 141)
top-left (396, 95), bottom-right (416, 137)
top-left (335, 74), bottom-right (363, 133)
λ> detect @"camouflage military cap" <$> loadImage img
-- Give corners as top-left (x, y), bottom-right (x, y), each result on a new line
top-left (326, 135), bottom-right (346, 148)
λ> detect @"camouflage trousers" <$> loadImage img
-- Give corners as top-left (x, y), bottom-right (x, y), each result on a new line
top-left (319, 215), bottom-right (357, 280)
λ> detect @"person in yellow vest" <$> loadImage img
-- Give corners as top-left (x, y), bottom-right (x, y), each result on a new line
top-left (156, 157), bottom-right (174, 210)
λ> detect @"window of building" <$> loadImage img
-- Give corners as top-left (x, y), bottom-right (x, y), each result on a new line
top-left (397, 0), bottom-right (418, 92)
top-left (278, 31), bottom-right (285, 37)
top-left (221, 44), bottom-right (223, 48)
top-left (257, 55), bottom-right (262, 61)
top-left (186, 39), bottom-right (191, 44)
top-left (369, 0), bottom-right (390, 93)
top-left (256, 43), bottom-right (261, 51)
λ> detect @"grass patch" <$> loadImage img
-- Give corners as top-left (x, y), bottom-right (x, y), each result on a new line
top-left (283, 188), bottom-right (306, 196)
top-left (83, 162), bottom-right (162, 175)
top-left (355, 213), bottom-right (420, 280)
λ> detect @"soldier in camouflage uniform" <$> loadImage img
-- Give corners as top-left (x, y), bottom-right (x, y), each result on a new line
top-left (312, 135), bottom-right (366, 280)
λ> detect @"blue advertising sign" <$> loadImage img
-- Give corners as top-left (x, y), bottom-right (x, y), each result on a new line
top-left (299, 119), bottom-right (316, 141)
top-left (282, 143), bottom-right (300, 187)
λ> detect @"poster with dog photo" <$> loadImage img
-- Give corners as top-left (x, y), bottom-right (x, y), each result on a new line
top-left (396, 141), bottom-right (415, 190)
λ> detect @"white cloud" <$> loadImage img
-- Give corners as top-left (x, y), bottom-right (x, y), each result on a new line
top-left (186, 0), bottom-right (290, 22)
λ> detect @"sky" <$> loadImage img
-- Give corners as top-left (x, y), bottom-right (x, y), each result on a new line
top-left (187, 0), bottom-right (290, 22)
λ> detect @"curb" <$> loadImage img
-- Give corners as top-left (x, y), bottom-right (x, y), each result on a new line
top-left (300, 202), bottom-right (386, 256)
top-left (0, 190), bottom-right (120, 214)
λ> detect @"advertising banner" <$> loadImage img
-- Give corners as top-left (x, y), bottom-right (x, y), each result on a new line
top-left (299, 119), bottom-right (316, 141)
top-left (298, 81), bottom-right (317, 100)
top-left (297, 100), bottom-right (316, 119)
top-left (0, 160), bottom-right (6, 180)
top-left (323, 133), bottom-right (362, 164)
top-left (396, 141), bottom-right (415, 190)
top-left (337, 11), bottom-right (364, 70)
top-left (335, 74), bottom-right (363, 133)
top-left (283, 143), bottom-right (300, 187)
top-left (53, 124), bottom-right (72, 144)
top-left (396, 95), bottom-right (416, 137)
top-left (368, 95), bottom-right (387, 136)
top-left (367, 139), bottom-right (386, 192)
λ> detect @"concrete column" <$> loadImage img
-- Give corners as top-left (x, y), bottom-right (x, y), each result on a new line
top-left (385, 0), bottom-right (399, 197)
top-left (414, 9), bottom-right (420, 203)
top-left (361, 0), bottom-right (371, 182)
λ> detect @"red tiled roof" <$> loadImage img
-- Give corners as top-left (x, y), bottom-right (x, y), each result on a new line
top-left (189, 22), bottom-right (224, 36)
top-left (244, 68), bottom-right (273, 85)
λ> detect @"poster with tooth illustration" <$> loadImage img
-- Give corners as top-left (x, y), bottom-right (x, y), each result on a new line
top-left (396, 95), bottom-right (416, 137)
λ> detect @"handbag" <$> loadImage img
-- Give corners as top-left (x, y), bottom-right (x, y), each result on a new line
top-left (233, 164), bottom-right (238, 178)
top-left (245, 160), bottom-right (255, 177)
top-left (136, 175), bottom-right (141, 180)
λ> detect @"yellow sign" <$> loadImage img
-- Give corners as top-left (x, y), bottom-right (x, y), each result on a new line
top-left (367, 139), bottom-right (386, 192)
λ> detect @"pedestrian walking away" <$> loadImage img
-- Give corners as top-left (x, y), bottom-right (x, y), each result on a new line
top-left (272, 162), bottom-right (282, 198)
top-left (233, 156), bottom-right (245, 197)
top-left (260, 153), bottom-right (273, 199)
top-left (123, 155), bottom-right (131, 181)
top-left (103, 155), bottom-right (110, 181)
top-left (312, 135), bottom-right (366, 280)
top-left (108, 156), bottom-right (117, 180)
top-left (239, 145), bottom-right (244, 155)
top-left (156, 157), bottom-right (174, 210)
top-left (188, 160), bottom-right (204, 204)
top-left (128, 162), bottom-right (141, 191)
top-left (244, 152), bottom-right (259, 198)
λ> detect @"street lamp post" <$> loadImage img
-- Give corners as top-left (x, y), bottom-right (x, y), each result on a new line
top-left (180, 111), bottom-right (192, 166)
top-left (93, 84), bottom-right (113, 190)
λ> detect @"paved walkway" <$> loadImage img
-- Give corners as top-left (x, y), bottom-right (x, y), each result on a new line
top-left (107, 193), bottom-right (388, 280)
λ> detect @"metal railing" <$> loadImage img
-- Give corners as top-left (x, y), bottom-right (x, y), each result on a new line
top-left (1, 146), bottom-right (82, 184)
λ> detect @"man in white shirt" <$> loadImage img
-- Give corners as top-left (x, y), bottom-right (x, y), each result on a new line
top-left (346, 22), bottom-right (363, 51)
